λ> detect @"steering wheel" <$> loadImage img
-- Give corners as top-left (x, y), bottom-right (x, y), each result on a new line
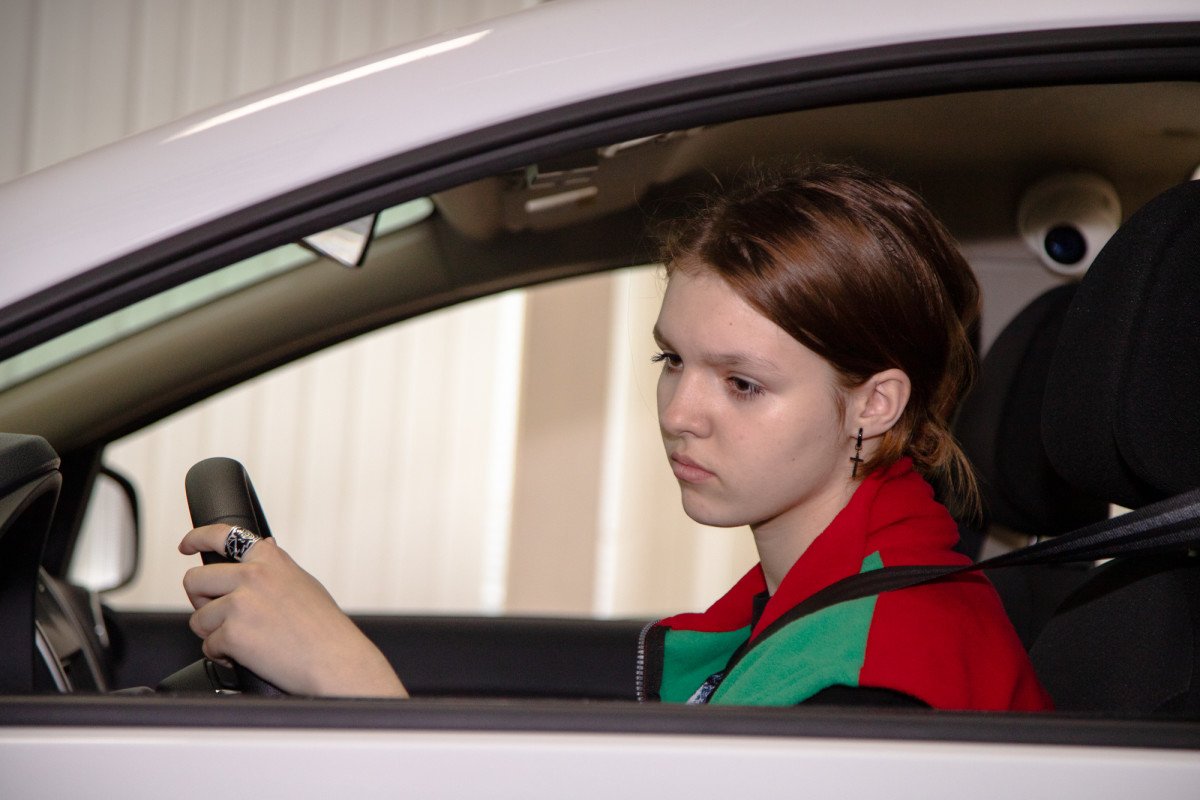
top-left (158, 457), bottom-right (285, 696)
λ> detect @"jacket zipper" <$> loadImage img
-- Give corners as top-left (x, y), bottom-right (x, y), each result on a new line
top-left (635, 619), bottom-right (661, 702)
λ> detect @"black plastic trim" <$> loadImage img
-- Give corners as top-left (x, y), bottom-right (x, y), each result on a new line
top-left (1, 23), bottom-right (1198, 364)
top-left (2, 695), bottom-right (1198, 750)
top-left (42, 446), bottom-right (102, 577)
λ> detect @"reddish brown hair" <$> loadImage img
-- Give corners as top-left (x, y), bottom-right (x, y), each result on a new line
top-left (659, 164), bottom-right (980, 517)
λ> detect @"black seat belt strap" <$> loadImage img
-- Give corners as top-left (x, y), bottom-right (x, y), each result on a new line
top-left (779, 486), bottom-right (1200, 625)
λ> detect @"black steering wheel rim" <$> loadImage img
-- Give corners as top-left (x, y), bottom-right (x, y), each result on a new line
top-left (168, 456), bottom-right (285, 696)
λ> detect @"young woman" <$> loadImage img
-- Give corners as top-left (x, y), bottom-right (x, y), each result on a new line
top-left (638, 165), bottom-right (1048, 709)
top-left (180, 164), bottom-right (1050, 709)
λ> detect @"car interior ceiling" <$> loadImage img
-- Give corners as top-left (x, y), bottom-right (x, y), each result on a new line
top-left (2, 78), bottom-right (1200, 714)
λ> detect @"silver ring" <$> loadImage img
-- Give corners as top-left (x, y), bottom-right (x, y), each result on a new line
top-left (224, 525), bottom-right (263, 562)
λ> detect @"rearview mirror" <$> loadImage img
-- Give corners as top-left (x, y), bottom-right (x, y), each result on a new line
top-left (300, 213), bottom-right (378, 268)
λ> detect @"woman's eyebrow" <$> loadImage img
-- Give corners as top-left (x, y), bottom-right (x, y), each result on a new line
top-left (704, 351), bottom-right (782, 375)
top-left (651, 325), bottom-right (781, 375)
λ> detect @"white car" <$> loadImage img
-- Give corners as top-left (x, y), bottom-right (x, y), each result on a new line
top-left (1, 0), bottom-right (1199, 796)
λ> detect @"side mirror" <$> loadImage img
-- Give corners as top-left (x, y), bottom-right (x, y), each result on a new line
top-left (67, 467), bottom-right (139, 592)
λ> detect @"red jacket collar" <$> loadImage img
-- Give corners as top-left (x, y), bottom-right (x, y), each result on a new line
top-left (660, 458), bottom-right (964, 638)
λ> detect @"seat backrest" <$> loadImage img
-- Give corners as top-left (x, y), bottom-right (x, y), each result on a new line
top-left (1031, 180), bottom-right (1200, 714)
top-left (956, 283), bottom-right (1109, 540)
top-left (953, 284), bottom-right (1108, 645)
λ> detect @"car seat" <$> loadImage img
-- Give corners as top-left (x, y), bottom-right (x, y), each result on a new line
top-left (1031, 179), bottom-right (1200, 714)
top-left (0, 433), bottom-right (61, 692)
top-left (953, 284), bottom-right (1109, 646)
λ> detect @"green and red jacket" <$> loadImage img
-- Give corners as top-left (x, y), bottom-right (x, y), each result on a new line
top-left (637, 459), bottom-right (1052, 710)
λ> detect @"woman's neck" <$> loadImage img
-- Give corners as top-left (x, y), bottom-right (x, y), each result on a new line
top-left (751, 480), bottom-right (858, 593)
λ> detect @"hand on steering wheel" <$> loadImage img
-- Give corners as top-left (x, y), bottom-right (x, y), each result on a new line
top-left (166, 457), bottom-right (406, 698)
top-left (177, 457), bottom-right (283, 695)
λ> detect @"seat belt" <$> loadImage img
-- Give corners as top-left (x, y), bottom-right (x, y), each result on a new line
top-left (779, 486), bottom-right (1200, 624)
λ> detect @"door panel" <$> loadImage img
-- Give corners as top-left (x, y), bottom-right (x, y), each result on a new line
top-left (108, 609), bottom-right (644, 698)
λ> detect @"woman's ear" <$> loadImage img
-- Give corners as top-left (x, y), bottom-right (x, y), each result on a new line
top-left (851, 368), bottom-right (911, 438)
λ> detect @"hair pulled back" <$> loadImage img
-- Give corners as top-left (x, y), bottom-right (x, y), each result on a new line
top-left (659, 163), bottom-right (980, 518)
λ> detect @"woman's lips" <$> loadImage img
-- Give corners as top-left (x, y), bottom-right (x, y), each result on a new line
top-left (671, 454), bottom-right (715, 483)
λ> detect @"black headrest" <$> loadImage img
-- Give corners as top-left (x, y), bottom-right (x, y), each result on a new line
top-left (1043, 180), bottom-right (1200, 509)
top-left (955, 285), bottom-right (1107, 536)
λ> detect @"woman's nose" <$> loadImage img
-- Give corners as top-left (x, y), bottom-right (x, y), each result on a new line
top-left (658, 372), bottom-right (710, 438)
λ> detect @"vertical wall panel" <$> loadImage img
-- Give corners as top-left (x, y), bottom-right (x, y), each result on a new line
top-left (0, 0), bottom-right (34, 179)
top-left (504, 273), bottom-right (614, 614)
top-left (25, 1), bottom-right (87, 171)
top-left (80, 0), bottom-right (137, 152)
top-left (281, 0), bottom-right (339, 77)
top-left (178, 0), bottom-right (233, 113)
top-left (380, 2), bottom-right (431, 45)
top-left (331, 0), bottom-right (382, 61)
top-left (230, 0), bottom-right (287, 96)
top-left (131, 1), bottom-right (186, 129)
top-left (337, 332), bottom-right (403, 599)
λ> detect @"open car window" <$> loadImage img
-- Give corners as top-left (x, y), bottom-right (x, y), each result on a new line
top-left (95, 262), bottom-right (758, 617)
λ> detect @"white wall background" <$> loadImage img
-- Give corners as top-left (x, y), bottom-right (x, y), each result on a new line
top-left (2, 0), bottom-right (758, 617)
top-left (0, 0), bottom-right (540, 182)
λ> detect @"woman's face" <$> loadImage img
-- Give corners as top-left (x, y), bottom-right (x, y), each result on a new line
top-left (654, 267), bottom-right (857, 533)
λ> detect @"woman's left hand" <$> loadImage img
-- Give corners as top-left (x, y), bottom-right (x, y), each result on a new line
top-left (178, 524), bottom-right (408, 698)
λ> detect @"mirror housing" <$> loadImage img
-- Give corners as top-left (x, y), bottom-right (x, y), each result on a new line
top-left (67, 467), bottom-right (139, 592)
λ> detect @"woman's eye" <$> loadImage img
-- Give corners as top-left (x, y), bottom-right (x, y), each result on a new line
top-left (728, 376), bottom-right (764, 399)
top-left (651, 351), bottom-right (681, 369)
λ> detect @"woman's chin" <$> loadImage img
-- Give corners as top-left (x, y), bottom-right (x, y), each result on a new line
top-left (680, 494), bottom-right (748, 529)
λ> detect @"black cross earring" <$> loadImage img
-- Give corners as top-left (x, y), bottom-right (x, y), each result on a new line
top-left (850, 428), bottom-right (864, 478)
